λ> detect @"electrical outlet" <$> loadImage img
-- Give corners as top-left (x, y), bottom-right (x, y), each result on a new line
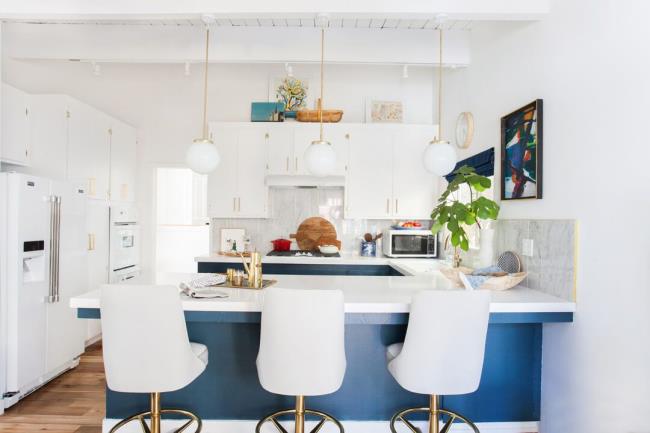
top-left (522, 239), bottom-right (534, 257)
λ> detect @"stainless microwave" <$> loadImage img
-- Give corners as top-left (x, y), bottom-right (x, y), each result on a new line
top-left (382, 229), bottom-right (438, 258)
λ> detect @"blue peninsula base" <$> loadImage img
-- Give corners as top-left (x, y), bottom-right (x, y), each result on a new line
top-left (77, 309), bottom-right (572, 423)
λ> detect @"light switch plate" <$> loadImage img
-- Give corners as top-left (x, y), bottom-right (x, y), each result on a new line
top-left (522, 238), bottom-right (534, 257)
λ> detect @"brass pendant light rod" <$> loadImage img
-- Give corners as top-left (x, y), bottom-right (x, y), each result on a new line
top-left (319, 27), bottom-right (325, 141)
top-left (201, 26), bottom-right (210, 140)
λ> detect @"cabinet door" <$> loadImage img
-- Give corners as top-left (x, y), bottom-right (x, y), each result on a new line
top-left (266, 123), bottom-right (294, 175)
top-left (392, 125), bottom-right (440, 219)
top-left (110, 120), bottom-right (137, 202)
top-left (237, 126), bottom-right (268, 217)
top-left (28, 95), bottom-right (68, 179)
top-left (1, 83), bottom-right (30, 166)
top-left (292, 123), bottom-right (320, 175)
top-left (85, 200), bottom-right (109, 342)
top-left (67, 99), bottom-right (111, 200)
top-left (207, 124), bottom-right (238, 217)
top-left (345, 125), bottom-right (395, 219)
top-left (326, 123), bottom-right (352, 177)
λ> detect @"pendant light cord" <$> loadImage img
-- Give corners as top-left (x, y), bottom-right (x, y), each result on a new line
top-left (202, 27), bottom-right (210, 140)
top-left (319, 28), bottom-right (325, 141)
top-left (437, 28), bottom-right (443, 140)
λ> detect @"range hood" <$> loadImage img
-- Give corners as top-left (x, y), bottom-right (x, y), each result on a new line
top-left (266, 175), bottom-right (346, 188)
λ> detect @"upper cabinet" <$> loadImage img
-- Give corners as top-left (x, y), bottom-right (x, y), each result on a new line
top-left (207, 123), bottom-right (268, 218)
top-left (2, 84), bottom-right (137, 202)
top-left (67, 99), bottom-right (111, 200)
top-left (1, 83), bottom-right (31, 166)
top-left (109, 119), bottom-right (137, 202)
top-left (28, 95), bottom-right (68, 179)
top-left (346, 124), bottom-right (439, 220)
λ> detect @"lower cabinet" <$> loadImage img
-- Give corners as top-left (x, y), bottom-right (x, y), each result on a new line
top-left (197, 261), bottom-right (404, 276)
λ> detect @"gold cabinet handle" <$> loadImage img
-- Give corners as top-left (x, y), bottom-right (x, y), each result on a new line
top-left (286, 157), bottom-right (289, 172)
top-left (386, 198), bottom-right (390, 214)
top-left (88, 177), bottom-right (96, 197)
top-left (88, 233), bottom-right (96, 251)
top-left (237, 197), bottom-right (241, 212)
top-left (395, 199), bottom-right (399, 214)
top-left (233, 197), bottom-right (236, 212)
top-left (295, 157), bottom-right (298, 172)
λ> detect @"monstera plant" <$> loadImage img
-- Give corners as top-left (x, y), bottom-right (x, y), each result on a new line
top-left (431, 166), bottom-right (500, 262)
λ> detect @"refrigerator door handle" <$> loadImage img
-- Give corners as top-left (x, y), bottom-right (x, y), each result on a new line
top-left (53, 196), bottom-right (62, 303)
top-left (47, 196), bottom-right (57, 303)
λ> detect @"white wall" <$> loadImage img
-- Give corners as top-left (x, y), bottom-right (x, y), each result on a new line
top-left (444, 1), bottom-right (650, 432)
top-left (2, 55), bottom-right (437, 271)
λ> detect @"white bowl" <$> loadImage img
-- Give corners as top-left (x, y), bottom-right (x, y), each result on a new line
top-left (318, 245), bottom-right (339, 254)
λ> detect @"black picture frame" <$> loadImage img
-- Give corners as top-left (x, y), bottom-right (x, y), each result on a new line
top-left (500, 99), bottom-right (543, 200)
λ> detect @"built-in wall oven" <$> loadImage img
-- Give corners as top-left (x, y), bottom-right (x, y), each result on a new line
top-left (382, 229), bottom-right (438, 258)
top-left (109, 205), bottom-right (140, 283)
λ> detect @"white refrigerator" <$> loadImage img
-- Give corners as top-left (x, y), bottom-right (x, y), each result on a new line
top-left (0, 172), bottom-right (88, 411)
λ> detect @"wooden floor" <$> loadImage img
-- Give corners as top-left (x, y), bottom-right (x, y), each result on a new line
top-left (0, 342), bottom-right (105, 433)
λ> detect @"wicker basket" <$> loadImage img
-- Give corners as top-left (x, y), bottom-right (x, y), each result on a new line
top-left (296, 109), bottom-right (343, 123)
top-left (440, 267), bottom-right (527, 291)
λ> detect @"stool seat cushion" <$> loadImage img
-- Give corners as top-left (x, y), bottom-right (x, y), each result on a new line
top-left (386, 343), bottom-right (404, 363)
top-left (190, 342), bottom-right (209, 366)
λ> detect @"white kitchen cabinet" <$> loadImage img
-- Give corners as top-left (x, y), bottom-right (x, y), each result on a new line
top-left (266, 123), bottom-right (295, 175)
top-left (1, 83), bottom-right (31, 166)
top-left (109, 119), bottom-right (137, 202)
top-left (27, 95), bottom-right (68, 179)
top-left (85, 200), bottom-right (110, 342)
top-left (237, 126), bottom-right (269, 217)
top-left (207, 124), bottom-right (268, 218)
top-left (345, 125), bottom-right (395, 218)
top-left (326, 123), bottom-right (353, 177)
top-left (67, 99), bottom-right (111, 200)
top-left (345, 124), bottom-right (438, 220)
top-left (292, 123), bottom-right (318, 175)
top-left (392, 125), bottom-right (439, 219)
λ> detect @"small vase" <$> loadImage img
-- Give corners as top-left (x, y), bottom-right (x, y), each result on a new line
top-left (477, 228), bottom-right (495, 268)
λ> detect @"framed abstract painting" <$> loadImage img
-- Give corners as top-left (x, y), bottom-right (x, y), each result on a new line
top-left (501, 99), bottom-right (543, 200)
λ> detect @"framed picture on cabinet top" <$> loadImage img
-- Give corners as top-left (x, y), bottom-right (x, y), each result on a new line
top-left (500, 99), bottom-right (543, 200)
top-left (365, 99), bottom-right (404, 123)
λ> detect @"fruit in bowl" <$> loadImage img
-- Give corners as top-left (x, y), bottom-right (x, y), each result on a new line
top-left (398, 221), bottom-right (422, 228)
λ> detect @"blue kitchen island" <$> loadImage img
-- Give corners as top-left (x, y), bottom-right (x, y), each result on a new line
top-left (71, 269), bottom-right (575, 433)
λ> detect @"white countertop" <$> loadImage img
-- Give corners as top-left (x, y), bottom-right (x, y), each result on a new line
top-left (70, 272), bottom-right (576, 314)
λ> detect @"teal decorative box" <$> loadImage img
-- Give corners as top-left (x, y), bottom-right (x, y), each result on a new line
top-left (251, 102), bottom-right (284, 122)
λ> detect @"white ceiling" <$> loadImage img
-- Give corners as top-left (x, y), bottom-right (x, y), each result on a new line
top-left (4, 17), bottom-right (473, 31)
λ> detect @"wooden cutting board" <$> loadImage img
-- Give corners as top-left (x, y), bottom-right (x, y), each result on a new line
top-left (290, 217), bottom-right (340, 251)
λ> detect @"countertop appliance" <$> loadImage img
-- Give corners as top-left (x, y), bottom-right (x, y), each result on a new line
top-left (0, 173), bottom-right (88, 411)
top-left (382, 229), bottom-right (437, 258)
top-left (270, 239), bottom-right (291, 252)
top-left (109, 204), bottom-right (140, 283)
top-left (267, 250), bottom-right (341, 258)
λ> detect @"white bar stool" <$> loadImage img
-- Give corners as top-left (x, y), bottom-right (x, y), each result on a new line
top-left (101, 284), bottom-right (209, 433)
top-left (256, 287), bottom-right (346, 433)
top-left (387, 290), bottom-right (490, 433)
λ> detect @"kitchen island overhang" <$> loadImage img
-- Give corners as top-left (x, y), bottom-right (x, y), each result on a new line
top-left (71, 273), bottom-right (575, 432)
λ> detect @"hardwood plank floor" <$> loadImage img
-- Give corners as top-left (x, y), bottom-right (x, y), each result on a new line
top-left (0, 342), bottom-right (105, 433)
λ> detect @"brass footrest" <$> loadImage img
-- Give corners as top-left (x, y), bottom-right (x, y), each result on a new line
top-left (109, 408), bottom-right (202, 433)
top-left (256, 408), bottom-right (345, 433)
top-left (390, 407), bottom-right (479, 433)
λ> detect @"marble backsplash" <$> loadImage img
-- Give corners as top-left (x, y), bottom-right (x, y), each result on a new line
top-left (495, 219), bottom-right (577, 301)
top-left (210, 187), bottom-right (412, 256)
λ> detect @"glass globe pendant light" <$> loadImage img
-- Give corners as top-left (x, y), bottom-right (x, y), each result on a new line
top-left (423, 28), bottom-right (457, 176)
top-left (304, 14), bottom-right (337, 177)
top-left (186, 15), bottom-right (220, 174)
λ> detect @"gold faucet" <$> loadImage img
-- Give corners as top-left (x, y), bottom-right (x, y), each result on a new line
top-left (240, 252), bottom-right (263, 289)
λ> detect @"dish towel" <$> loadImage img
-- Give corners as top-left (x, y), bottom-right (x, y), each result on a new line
top-left (462, 265), bottom-right (507, 290)
top-left (179, 274), bottom-right (228, 298)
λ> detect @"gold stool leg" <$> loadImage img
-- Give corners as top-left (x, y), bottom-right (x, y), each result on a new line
top-left (151, 392), bottom-right (161, 433)
top-left (429, 395), bottom-right (439, 433)
top-left (295, 395), bottom-right (305, 433)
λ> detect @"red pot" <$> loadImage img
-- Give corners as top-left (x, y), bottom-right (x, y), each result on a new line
top-left (271, 238), bottom-right (291, 251)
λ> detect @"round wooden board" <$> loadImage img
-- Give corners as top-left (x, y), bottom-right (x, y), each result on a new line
top-left (291, 217), bottom-right (339, 251)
